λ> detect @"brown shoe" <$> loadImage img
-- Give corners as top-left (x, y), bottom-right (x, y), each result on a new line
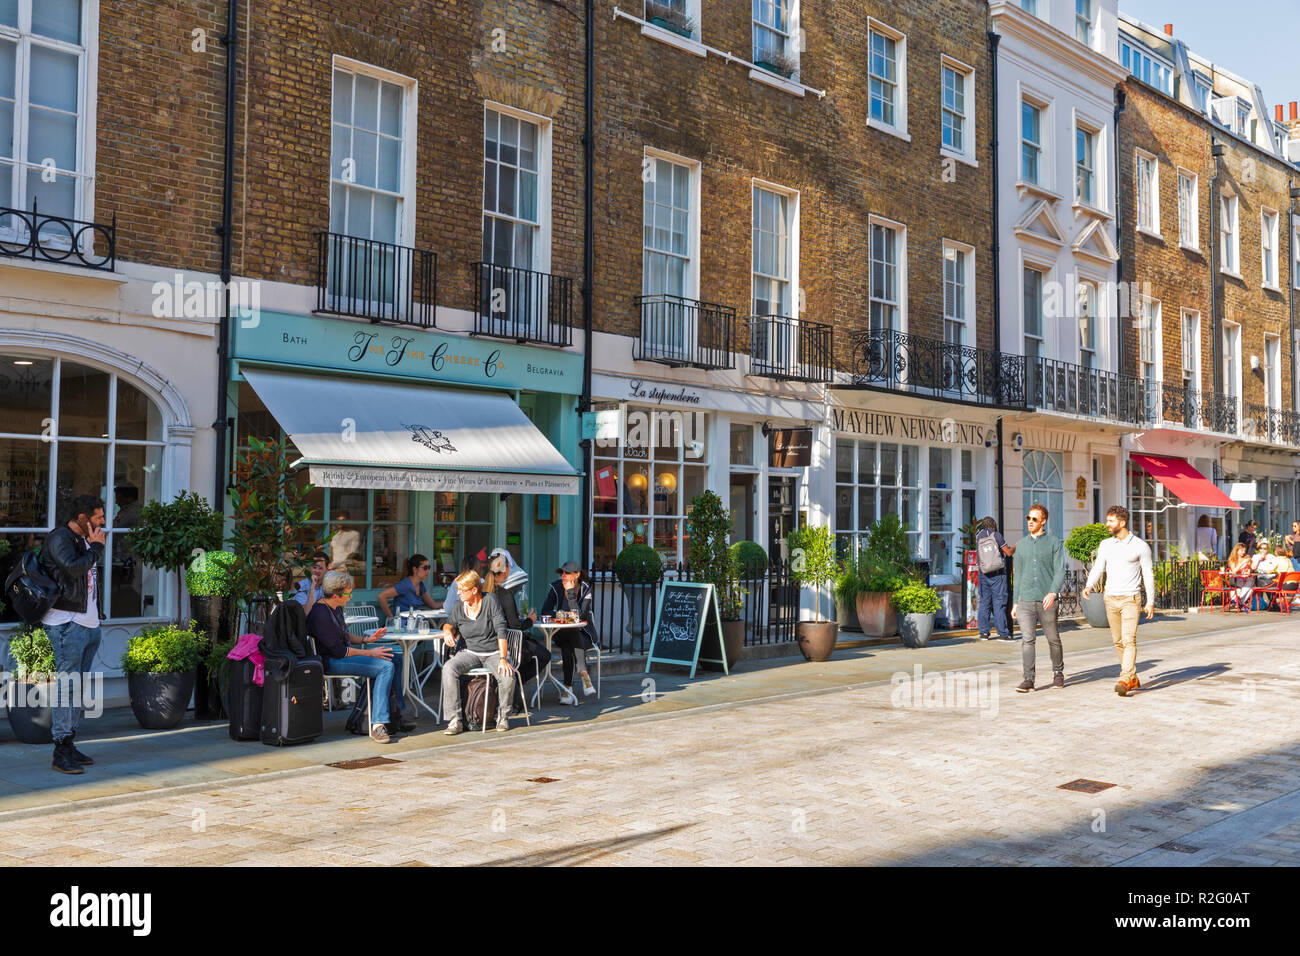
top-left (1127, 677), bottom-right (1140, 693)
top-left (1114, 680), bottom-right (1129, 697)
top-left (1016, 679), bottom-right (1034, 693)
top-left (1052, 673), bottom-right (1065, 689)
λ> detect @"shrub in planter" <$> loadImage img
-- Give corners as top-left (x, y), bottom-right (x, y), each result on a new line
top-left (834, 553), bottom-right (866, 632)
top-left (615, 544), bottom-right (663, 640)
top-left (854, 549), bottom-right (909, 638)
top-left (186, 550), bottom-right (237, 719)
top-left (788, 524), bottom-right (839, 661)
top-left (6, 626), bottom-right (57, 743)
top-left (891, 581), bottom-right (942, 648)
top-left (730, 540), bottom-right (768, 576)
top-left (644, 0), bottom-right (696, 38)
top-left (121, 622), bottom-right (206, 730)
top-left (1066, 523), bottom-right (1111, 628)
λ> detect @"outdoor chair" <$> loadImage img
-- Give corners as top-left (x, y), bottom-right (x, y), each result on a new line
top-left (308, 636), bottom-right (374, 726)
top-left (465, 628), bottom-right (531, 733)
top-left (1199, 568), bottom-right (1231, 611)
top-left (1277, 571), bottom-right (1300, 615)
top-left (344, 603), bottom-right (381, 641)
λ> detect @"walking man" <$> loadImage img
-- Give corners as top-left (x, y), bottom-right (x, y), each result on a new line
top-left (975, 517), bottom-right (1014, 640)
top-left (1081, 505), bottom-right (1154, 697)
top-left (1011, 502), bottom-right (1066, 692)
top-left (39, 493), bottom-right (106, 774)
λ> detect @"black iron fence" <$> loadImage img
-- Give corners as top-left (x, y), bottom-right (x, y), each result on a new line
top-left (748, 314), bottom-right (834, 382)
top-left (0, 202), bottom-right (116, 271)
top-left (316, 231), bottom-right (437, 327)
top-left (1243, 402), bottom-right (1300, 447)
top-left (586, 559), bottom-right (798, 655)
top-left (634, 294), bottom-right (736, 369)
top-left (1024, 356), bottom-right (1145, 424)
top-left (471, 261), bottom-right (574, 346)
top-left (1156, 383), bottom-right (1238, 433)
top-left (845, 328), bottom-right (1025, 406)
top-left (1035, 561), bottom-right (1210, 617)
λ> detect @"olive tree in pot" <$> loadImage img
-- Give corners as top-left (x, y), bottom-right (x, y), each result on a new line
top-left (892, 581), bottom-right (942, 648)
top-left (5, 627), bottom-right (56, 744)
top-left (120, 622), bottom-right (206, 730)
top-left (688, 491), bottom-right (745, 668)
top-left (788, 523), bottom-right (839, 661)
top-left (186, 550), bottom-right (237, 718)
top-left (1066, 523), bottom-right (1111, 628)
top-left (614, 544), bottom-right (662, 642)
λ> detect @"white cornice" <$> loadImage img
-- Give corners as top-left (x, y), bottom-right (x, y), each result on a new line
top-left (990, 1), bottom-right (1128, 88)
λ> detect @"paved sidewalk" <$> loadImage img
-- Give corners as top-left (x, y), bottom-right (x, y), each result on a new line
top-left (0, 610), bottom-right (1297, 865)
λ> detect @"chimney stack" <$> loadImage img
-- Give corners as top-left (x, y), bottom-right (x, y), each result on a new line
top-left (1163, 23), bottom-right (1174, 36)
top-left (1291, 101), bottom-right (1298, 121)
top-left (1277, 105), bottom-right (1285, 122)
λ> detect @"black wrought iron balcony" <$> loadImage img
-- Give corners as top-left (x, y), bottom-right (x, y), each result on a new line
top-left (315, 231), bottom-right (436, 327)
top-left (634, 294), bottom-right (736, 369)
top-left (748, 315), bottom-right (834, 383)
top-left (471, 262), bottom-right (573, 347)
top-left (1024, 356), bottom-right (1145, 424)
top-left (0, 202), bottom-right (115, 271)
top-left (845, 328), bottom-right (1026, 407)
top-left (1242, 402), bottom-right (1300, 446)
top-left (1155, 383), bottom-right (1238, 434)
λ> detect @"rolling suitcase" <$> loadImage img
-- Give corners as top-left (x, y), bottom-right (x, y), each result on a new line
top-left (226, 657), bottom-right (263, 741)
top-left (260, 657), bottom-right (324, 746)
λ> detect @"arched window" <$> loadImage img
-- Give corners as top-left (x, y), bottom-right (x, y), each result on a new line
top-left (1022, 450), bottom-right (1063, 529)
top-left (0, 356), bottom-right (166, 621)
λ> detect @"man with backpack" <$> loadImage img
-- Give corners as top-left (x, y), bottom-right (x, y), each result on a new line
top-left (1010, 502), bottom-right (1066, 691)
top-left (39, 494), bottom-right (107, 775)
top-left (975, 517), bottom-right (1014, 640)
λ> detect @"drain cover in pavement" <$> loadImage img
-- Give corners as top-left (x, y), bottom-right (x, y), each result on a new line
top-left (528, 776), bottom-right (560, 784)
top-left (1157, 841), bottom-right (1201, 854)
top-left (1058, 779), bottom-right (1116, 793)
top-left (328, 756), bottom-right (403, 769)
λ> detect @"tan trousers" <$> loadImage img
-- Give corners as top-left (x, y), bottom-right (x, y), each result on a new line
top-left (1104, 593), bottom-right (1141, 684)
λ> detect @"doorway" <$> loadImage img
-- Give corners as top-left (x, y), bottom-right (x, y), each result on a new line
top-left (730, 473), bottom-right (755, 543)
top-left (768, 475), bottom-right (797, 563)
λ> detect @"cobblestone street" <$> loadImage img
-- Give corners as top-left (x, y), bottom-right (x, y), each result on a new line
top-left (3, 617), bottom-right (1299, 866)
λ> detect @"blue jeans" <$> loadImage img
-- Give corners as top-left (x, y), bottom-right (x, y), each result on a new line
top-left (324, 648), bottom-right (405, 724)
top-left (46, 621), bottom-right (101, 741)
top-left (977, 572), bottom-right (1010, 637)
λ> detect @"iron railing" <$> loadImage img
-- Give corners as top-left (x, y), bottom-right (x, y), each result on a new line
top-left (845, 328), bottom-right (1026, 406)
top-left (748, 314), bottom-right (834, 382)
top-left (1040, 561), bottom-right (1210, 616)
top-left (1242, 402), bottom-right (1300, 446)
top-left (1024, 356), bottom-right (1145, 424)
top-left (634, 294), bottom-right (736, 369)
top-left (0, 201), bottom-right (115, 271)
top-left (1155, 384), bottom-right (1239, 434)
top-left (316, 231), bottom-right (436, 327)
top-left (471, 261), bottom-right (574, 346)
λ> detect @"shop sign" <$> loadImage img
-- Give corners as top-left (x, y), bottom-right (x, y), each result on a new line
top-left (626, 378), bottom-right (703, 405)
top-left (769, 428), bottom-right (813, 467)
top-left (831, 407), bottom-right (988, 447)
top-left (233, 310), bottom-right (583, 393)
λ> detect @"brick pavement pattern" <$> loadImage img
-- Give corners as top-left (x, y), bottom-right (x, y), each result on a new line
top-left (2, 620), bottom-right (1299, 865)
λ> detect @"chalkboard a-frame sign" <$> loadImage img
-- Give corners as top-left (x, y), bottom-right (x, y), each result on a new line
top-left (645, 582), bottom-right (729, 678)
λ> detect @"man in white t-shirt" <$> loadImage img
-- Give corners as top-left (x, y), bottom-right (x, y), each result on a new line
top-left (1082, 505), bottom-right (1154, 697)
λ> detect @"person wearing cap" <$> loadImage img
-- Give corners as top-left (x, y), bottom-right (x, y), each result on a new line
top-left (540, 561), bottom-right (597, 699)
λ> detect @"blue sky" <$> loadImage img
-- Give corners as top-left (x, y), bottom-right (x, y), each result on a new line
top-left (1120, 0), bottom-right (1298, 113)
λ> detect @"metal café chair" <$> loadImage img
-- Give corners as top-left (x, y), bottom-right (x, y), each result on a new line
top-left (309, 636), bottom-right (373, 728)
top-left (465, 628), bottom-right (531, 733)
top-left (1199, 568), bottom-right (1231, 611)
top-left (344, 603), bottom-right (381, 640)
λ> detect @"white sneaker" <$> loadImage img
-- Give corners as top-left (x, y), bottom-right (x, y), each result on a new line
top-left (556, 694), bottom-right (575, 706)
top-left (580, 671), bottom-right (596, 696)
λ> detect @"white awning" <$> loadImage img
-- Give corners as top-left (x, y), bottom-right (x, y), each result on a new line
top-left (241, 367), bottom-right (580, 495)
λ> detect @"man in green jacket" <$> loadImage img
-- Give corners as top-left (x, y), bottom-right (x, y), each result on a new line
top-left (1011, 501), bottom-right (1066, 692)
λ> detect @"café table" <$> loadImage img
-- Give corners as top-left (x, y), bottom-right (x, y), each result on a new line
top-left (530, 619), bottom-right (587, 708)
top-left (365, 622), bottom-right (445, 720)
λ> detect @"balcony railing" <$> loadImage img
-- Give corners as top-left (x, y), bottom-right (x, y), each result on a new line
top-left (471, 262), bottom-right (573, 347)
top-left (748, 315), bottom-right (834, 383)
top-left (0, 202), bottom-right (115, 271)
top-left (634, 294), bottom-right (736, 369)
top-left (1155, 383), bottom-right (1238, 434)
top-left (1024, 357), bottom-right (1147, 424)
top-left (1243, 402), bottom-right (1300, 446)
top-left (316, 231), bottom-right (436, 327)
top-left (845, 328), bottom-right (1025, 407)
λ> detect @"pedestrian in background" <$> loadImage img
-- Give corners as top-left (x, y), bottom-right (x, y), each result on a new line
top-left (1082, 505), bottom-right (1154, 697)
top-left (1011, 502), bottom-right (1066, 692)
top-left (975, 516), bottom-right (1014, 641)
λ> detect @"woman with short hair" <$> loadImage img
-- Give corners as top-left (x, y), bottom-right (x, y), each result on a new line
top-left (440, 570), bottom-right (516, 735)
top-left (306, 569), bottom-right (413, 744)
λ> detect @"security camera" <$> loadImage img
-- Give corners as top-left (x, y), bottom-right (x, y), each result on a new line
top-left (1012, 432), bottom-right (1024, 451)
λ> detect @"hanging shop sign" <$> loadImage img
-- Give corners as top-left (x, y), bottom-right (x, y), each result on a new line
top-left (769, 428), bottom-right (813, 468)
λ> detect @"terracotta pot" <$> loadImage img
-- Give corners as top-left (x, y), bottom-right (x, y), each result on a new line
top-left (721, 619), bottom-right (744, 669)
top-left (855, 591), bottom-right (898, 638)
top-left (797, 621), bottom-right (838, 662)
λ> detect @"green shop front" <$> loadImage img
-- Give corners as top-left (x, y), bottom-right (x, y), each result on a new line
top-left (229, 311), bottom-right (582, 605)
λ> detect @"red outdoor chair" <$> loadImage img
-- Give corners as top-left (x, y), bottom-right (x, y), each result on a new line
top-left (1251, 573), bottom-right (1285, 613)
top-left (1224, 570), bottom-right (1254, 613)
top-left (1277, 571), bottom-right (1300, 615)
top-left (1199, 568), bottom-right (1231, 611)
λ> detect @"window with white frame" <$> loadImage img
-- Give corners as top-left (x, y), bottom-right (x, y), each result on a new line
top-left (1178, 170), bottom-right (1198, 247)
top-left (1077, 280), bottom-right (1097, 369)
top-left (1023, 265), bottom-right (1044, 364)
top-left (1220, 192), bottom-right (1239, 274)
top-left (1294, 219), bottom-right (1300, 290)
top-left (1075, 124), bottom-right (1096, 205)
top-left (483, 107), bottom-right (543, 272)
top-left (753, 0), bottom-right (795, 76)
top-left (1138, 297), bottom-right (1160, 384)
top-left (834, 438), bottom-right (922, 559)
top-left (1261, 208), bottom-right (1279, 288)
top-left (1193, 75), bottom-right (1211, 114)
top-left (1022, 451), bottom-right (1064, 532)
top-left (1135, 151), bottom-right (1158, 234)
top-left (868, 20), bottom-right (906, 135)
top-left (1235, 101), bottom-right (1250, 137)
top-left (643, 0), bottom-right (698, 41)
top-left (1222, 321), bottom-right (1241, 405)
top-left (752, 184), bottom-right (792, 317)
top-left (642, 154), bottom-right (695, 300)
top-left (1264, 334), bottom-right (1281, 410)
top-left (1120, 40), bottom-right (1174, 96)
top-left (1076, 0), bottom-right (1094, 46)
top-left (870, 221), bottom-right (901, 332)
top-left (940, 58), bottom-right (973, 161)
top-left (1181, 310), bottom-right (1200, 390)
top-left (0, 0), bottom-right (94, 234)
top-left (1020, 0), bottom-right (1039, 15)
top-left (942, 241), bottom-right (971, 347)
top-left (1021, 99), bottom-right (1043, 184)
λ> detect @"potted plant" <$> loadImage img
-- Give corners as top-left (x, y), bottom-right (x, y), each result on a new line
top-left (1065, 523), bottom-right (1111, 628)
top-left (185, 549), bottom-right (237, 719)
top-left (5, 626), bottom-right (56, 744)
top-left (644, 0), bottom-right (695, 38)
top-left (614, 543), bottom-right (662, 641)
top-left (755, 48), bottom-right (799, 79)
top-left (729, 540), bottom-right (766, 638)
top-left (892, 581), bottom-right (942, 648)
top-left (834, 550), bottom-right (865, 632)
top-left (787, 523), bottom-right (839, 661)
top-left (853, 514), bottom-right (912, 638)
top-left (687, 491), bottom-right (745, 667)
top-left (120, 622), bottom-right (206, 730)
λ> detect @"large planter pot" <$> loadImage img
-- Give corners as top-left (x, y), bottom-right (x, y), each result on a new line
top-left (6, 680), bottom-right (54, 744)
top-left (721, 619), bottom-right (745, 669)
top-left (797, 621), bottom-right (838, 662)
top-left (855, 591), bottom-right (899, 638)
top-left (1082, 592), bottom-right (1110, 628)
top-left (191, 594), bottom-right (233, 719)
top-left (621, 582), bottom-right (658, 641)
top-left (836, 598), bottom-right (861, 632)
top-left (128, 670), bottom-right (196, 730)
top-left (899, 612), bottom-right (936, 648)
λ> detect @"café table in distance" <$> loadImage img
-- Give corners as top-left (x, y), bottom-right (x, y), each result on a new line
top-left (530, 620), bottom-right (587, 708)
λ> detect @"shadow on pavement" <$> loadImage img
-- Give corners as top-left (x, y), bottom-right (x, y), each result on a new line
top-left (481, 823), bottom-right (698, 866)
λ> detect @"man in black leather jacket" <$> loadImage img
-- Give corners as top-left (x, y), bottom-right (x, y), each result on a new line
top-left (39, 494), bottom-right (107, 775)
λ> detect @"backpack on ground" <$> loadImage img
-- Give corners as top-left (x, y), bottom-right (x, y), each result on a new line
top-left (464, 675), bottom-right (497, 731)
top-left (976, 532), bottom-right (1005, 575)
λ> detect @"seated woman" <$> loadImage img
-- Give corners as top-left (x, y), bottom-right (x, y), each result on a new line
top-left (307, 569), bottom-right (414, 744)
top-left (1225, 543), bottom-right (1253, 609)
top-left (440, 570), bottom-right (516, 735)
top-left (540, 561), bottom-right (598, 700)
top-left (377, 553), bottom-right (443, 619)
top-left (483, 554), bottom-right (550, 691)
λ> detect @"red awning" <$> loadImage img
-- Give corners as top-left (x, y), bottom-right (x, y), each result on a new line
top-left (1130, 454), bottom-right (1240, 509)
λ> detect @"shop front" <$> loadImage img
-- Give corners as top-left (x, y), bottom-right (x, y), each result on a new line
top-left (1123, 430), bottom-right (1238, 561)
top-left (230, 311), bottom-right (583, 605)
top-left (1219, 440), bottom-right (1300, 546)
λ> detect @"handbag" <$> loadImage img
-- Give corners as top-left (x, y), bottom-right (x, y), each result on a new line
top-left (4, 549), bottom-right (62, 626)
